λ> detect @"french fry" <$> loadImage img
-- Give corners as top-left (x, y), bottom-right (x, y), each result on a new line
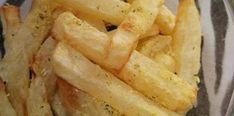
top-left (52, 42), bottom-right (179, 116)
top-left (51, 6), bottom-right (107, 32)
top-left (150, 53), bottom-right (176, 73)
top-left (126, 0), bottom-right (175, 35)
top-left (156, 5), bottom-right (175, 35)
top-left (54, 0), bottom-right (174, 35)
top-left (26, 77), bottom-right (53, 116)
top-left (0, 79), bottom-right (17, 116)
top-left (118, 51), bottom-right (196, 112)
top-left (52, 12), bottom-right (110, 67)
top-left (0, 5), bottom-right (28, 116)
top-left (76, 12), bottom-right (107, 32)
top-left (140, 24), bottom-right (160, 39)
top-left (54, 0), bottom-right (130, 25)
top-left (172, 0), bottom-right (201, 87)
top-left (51, 93), bottom-right (68, 116)
top-left (137, 35), bottom-right (175, 72)
top-left (57, 78), bottom-right (123, 116)
top-left (32, 37), bottom-right (57, 102)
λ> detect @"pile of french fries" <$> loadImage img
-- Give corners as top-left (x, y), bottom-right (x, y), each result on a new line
top-left (0, 0), bottom-right (201, 115)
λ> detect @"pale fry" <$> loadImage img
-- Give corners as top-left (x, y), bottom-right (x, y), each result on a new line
top-left (54, 0), bottom-right (174, 35)
top-left (27, 77), bottom-right (53, 116)
top-left (137, 35), bottom-right (175, 72)
top-left (52, 12), bottom-right (110, 66)
top-left (0, 5), bottom-right (28, 116)
top-left (54, 0), bottom-right (130, 25)
top-left (118, 51), bottom-right (196, 112)
top-left (0, 79), bottom-right (17, 116)
top-left (52, 42), bottom-right (179, 116)
top-left (172, 0), bottom-right (201, 87)
top-left (127, 1), bottom-right (175, 35)
top-left (57, 78), bottom-right (123, 116)
top-left (33, 37), bottom-right (57, 102)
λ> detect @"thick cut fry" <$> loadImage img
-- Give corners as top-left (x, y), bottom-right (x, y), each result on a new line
top-left (137, 35), bottom-right (175, 72)
top-left (118, 51), bottom-right (196, 112)
top-left (54, 0), bottom-right (174, 35)
top-left (27, 77), bottom-right (53, 116)
top-left (54, 0), bottom-right (130, 25)
top-left (52, 42), bottom-right (179, 116)
top-left (51, 93), bottom-right (68, 116)
top-left (33, 37), bottom-right (57, 102)
top-left (127, 1), bottom-right (175, 35)
top-left (0, 79), bottom-right (17, 116)
top-left (0, 5), bottom-right (27, 116)
top-left (156, 6), bottom-right (175, 35)
top-left (172, 0), bottom-right (201, 87)
top-left (52, 12), bottom-right (110, 67)
top-left (57, 78), bottom-right (123, 116)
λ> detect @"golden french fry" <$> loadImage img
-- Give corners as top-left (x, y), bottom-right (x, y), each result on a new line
top-left (118, 51), bottom-right (196, 112)
top-left (57, 78), bottom-right (123, 116)
top-left (52, 42), bottom-right (179, 116)
top-left (54, 0), bottom-right (130, 25)
top-left (26, 77), bottom-right (53, 116)
top-left (52, 12), bottom-right (110, 67)
top-left (32, 37), bottom-right (57, 102)
top-left (0, 79), bottom-right (17, 116)
top-left (137, 35), bottom-right (175, 72)
top-left (51, 93), bottom-right (68, 116)
top-left (172, 0), bottom-right (201, 87)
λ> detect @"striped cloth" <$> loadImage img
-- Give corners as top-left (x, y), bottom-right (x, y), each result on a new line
top-left (0, 0), bottom-right (234, 116)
